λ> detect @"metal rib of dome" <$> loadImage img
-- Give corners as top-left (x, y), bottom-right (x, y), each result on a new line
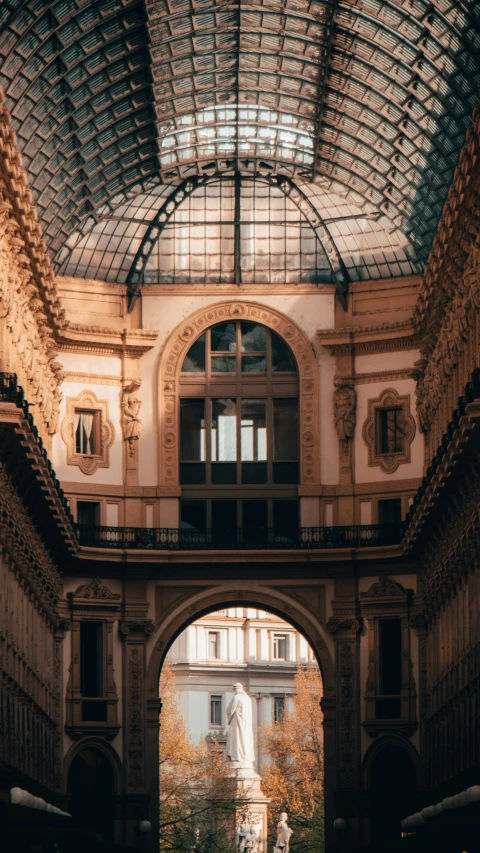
top-left (0, 0), bottom-right (479, 286)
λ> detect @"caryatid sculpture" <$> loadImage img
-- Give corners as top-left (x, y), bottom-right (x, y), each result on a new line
top-left (333, 379), bottom-right (356, 440)
top-left (225, 682), bottom-right (255, 767)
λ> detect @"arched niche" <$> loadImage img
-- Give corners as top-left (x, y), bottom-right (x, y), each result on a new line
top-left (362, 737), bottom-right (419, 843)
top-left (157, 301), bottom-right (320, 497)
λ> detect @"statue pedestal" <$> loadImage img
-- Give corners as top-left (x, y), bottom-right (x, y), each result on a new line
top-left (226, 764), bottom-right (270, 853)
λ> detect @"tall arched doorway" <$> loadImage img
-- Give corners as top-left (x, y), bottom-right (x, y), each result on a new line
top-left (366, 742), bottom-right (418, 844)
top-left (145, 583), bottom-right (335, 853)
top-left (66, 745), bottom-right (117, 843)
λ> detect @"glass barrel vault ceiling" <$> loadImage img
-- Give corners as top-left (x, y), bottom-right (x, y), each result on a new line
top-left (0, 0), bottom-right (479, 296)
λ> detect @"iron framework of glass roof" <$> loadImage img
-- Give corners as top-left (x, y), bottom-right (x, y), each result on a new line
top-left (0, 0), bottom-right (479, 304)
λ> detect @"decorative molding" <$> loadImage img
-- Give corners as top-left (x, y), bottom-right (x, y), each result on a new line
top-left (62, 372), bottom-right (122, 386)
top-left (145, 283), bottom-right (336, 296)
top-left (120, 620), bottom-right (155, 637)
top-left (326, 617), bottom-right (362, 635)
top-left (0, 203), bottom-right (63, 446)
top-left (0, 94), bottom-right (65, 329)
top-left (157, 301), bottom-right (320, 493)
top-left (61, 389), bottom-right (114, 475)
top-left (57, 323), bottom-right (158, 358)
top-left (69, 578), bottom-right (121, 601)
top-left (317, 320), bottom-right (420, 355)
top-left (342, 368), bottom-right (414, 386)
top-left (361, 577), bottom-right (408, 599)
top-left (362, 387), bottom-right (416, 474)
top-left (333, 379), bottom-right (356, 440)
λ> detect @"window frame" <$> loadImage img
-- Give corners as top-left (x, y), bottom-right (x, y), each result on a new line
top-left (272, 632), bottom-right (289, 661)
top-left (273, 695), bottom-right (285, 723)
top-left (179, 321), bottom-right (300, 533)
top-left (210, 694), bottom-right (223, 727)
top-left (207, 630), bottom-right (221, 660)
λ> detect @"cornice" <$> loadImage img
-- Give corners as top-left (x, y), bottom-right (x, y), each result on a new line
top-left (342, 368), bottom-right (414, 385)
top-left (62, 372), bottom-right (122, 386)
top-left (144, 283), bottom-right (337, 296)
top-left (57, 324), bottom-right (158, 357)
top-left (316, 320), bottom-right (420, 354)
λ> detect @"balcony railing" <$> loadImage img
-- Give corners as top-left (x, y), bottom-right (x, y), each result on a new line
top-left (75, 523), bottom-right (406, 550)
top-left (0, 371), bottom-right (75, 526)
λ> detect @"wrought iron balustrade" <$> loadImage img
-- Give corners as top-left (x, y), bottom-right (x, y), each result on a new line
top-left (75, 522), bottom-right (406, 550)
top-left (0, 371), bottom-right (74, 525)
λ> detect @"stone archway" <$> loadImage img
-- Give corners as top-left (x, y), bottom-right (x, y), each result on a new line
top-left (144, 580), bottom-right (335, 853)
top-left (157, 300), bottom-right (320, 496)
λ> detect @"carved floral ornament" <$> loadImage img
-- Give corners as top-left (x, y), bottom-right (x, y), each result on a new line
top-left (69, 578), bottom-right (121, 601)
top-left (61, 389), bottom-right (114, 475)
top-left (158, 301), bottom-right (320, 494)
top-left (362, 387), bottom-right (416, 474)
top-left (0, 201), bottom-right (63, 442)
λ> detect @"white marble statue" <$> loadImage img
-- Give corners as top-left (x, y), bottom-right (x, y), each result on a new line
top-left (237, 812), bottom-right (261, 853)
top-left (225, 682), bottom-right (255, 766)
top-left (274, 812), bottom-right (292, 853)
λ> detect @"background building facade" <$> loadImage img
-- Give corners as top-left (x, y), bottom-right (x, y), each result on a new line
top-left (167, 608), bottom-right (316, 771)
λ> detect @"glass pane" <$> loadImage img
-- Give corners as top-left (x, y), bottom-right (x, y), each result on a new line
top-left (273, 462), bottom-right (298, 484)
top-left (180, 500), bottom-right (206, 533)
top-left (272, 332), bottom-right (296, 372)
top-left (378, 498), bottom-right (402, 524)
top-left (241, 355), bottom-right (267, 373)
top-left (211, 356), bottom-right (236, 373)
top-left (241, 400), bottom-right (266, 460)
top-left (242, 500), bottom-right (268, 543)
top-left (273, 399), bottom-right (299, 460)
top-left (211, 322), bottom-right (236, 352)
top-left (211, 462), bottom-right (237, 484)
top-left (182, 334), bottom-right (205, 372)
top-left (241, 322), bottom-right (266, 352)
top-left (212, 500), bottom-right (237, 543)
top-left (273, 500), bottom-right (298, 538)
top-left (242, 462), bottom-right (267, 484)
top-left (180, 463), bottom-right (206, 485)
top-left (180, 399), bottom-right (205, 460)
top-left (211, 399), bottom-right (237, 461)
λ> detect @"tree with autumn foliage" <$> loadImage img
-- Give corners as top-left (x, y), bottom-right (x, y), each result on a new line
top-left (258, 666), bottom-right (325, 853)
top-left (160, 661), bottom-right (239, 853)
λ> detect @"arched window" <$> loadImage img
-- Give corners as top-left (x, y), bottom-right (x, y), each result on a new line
top-left (179, 320), bottom-right (298, 544)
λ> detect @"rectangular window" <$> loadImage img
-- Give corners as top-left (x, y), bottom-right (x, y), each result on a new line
top-left (212, 500), bottom-right (237, 544)
top-left (210, 695), bottom-right (223, 726)
top-left (378, 619), bottom-right (402, 695)
top-left (180, 500), bottom-right (207, 538)
top-left (211, 399), bottom-right (237, 483)
top-left (80, 621), bottom-right (105, 698)
top-left (272, 633), bottom-right (288, 660)
top-left (273, 500), bottom-right (298, 541)
top-left (378, 498), bottom-right (402, 524)
top-left (77, 501), bottom-right (100, 526)
top-left (180, 398), bottom-right (206, 484)
top-left (273, 695), bottom-right (285, 722)
top-left (242, 500), bottom-right (268, 543)
top-left (75, 410), bottom-right (97, 454)
top-left (377, 408), bottom-right (403, 454)
top-left (376, 618), bottom-right (402, 719)
top-left (273, 399), bottom-right (298, 483)
top-left (208, 632), bottom-right (220, 660)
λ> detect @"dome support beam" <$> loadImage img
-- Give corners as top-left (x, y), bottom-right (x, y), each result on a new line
top-left (126, 173), bottom-right (350, 311)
